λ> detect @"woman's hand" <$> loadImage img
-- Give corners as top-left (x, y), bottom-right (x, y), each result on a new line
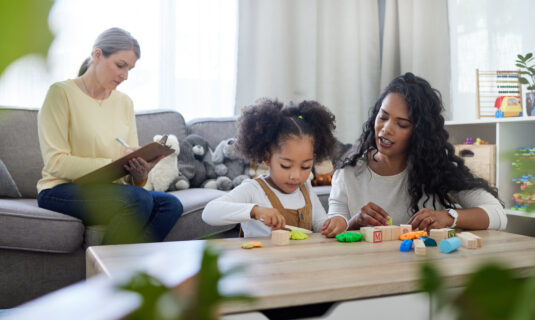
top-left (250, 206), bottom-right (286, 230)
top-left (347, 202), bottom-right (391, 229)
top-left (124, 155), bottom-right (164, 184)
top-left (321, 216), bottom-right (347, 238)
top-left (408, 208), bottom-right (454, 231)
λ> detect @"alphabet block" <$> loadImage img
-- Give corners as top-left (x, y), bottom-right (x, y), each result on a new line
top-left (400, 224), bottom-right (412, 235)
top-left (414, 239), bottom-right (426, 256)
top-left (271, 230), bottom-right (290, 245)
top-left (461, 232), bottom-right (482, 248)
top-left (457, 232), bottom-right (478, 249)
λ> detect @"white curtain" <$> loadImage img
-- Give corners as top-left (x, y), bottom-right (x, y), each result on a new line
top-left (380, 0), bottom-right (451, 116)
top-left (235, 0), bottom-right (381, 143)
top-left (236, 0), bottom-right (451, 142)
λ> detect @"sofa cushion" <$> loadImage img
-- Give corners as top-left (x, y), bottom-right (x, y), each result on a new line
top-left (136, 110), bottom-right (188, 145)
top-left (0, 199), bottom-right (84, 253)
top-left (0, 159), bottom-right (21, 198)
top-left (165, 188), bottom-right (237, 240)
top-left (187, 117), bottom-right (238, 150)
top-left (0, 108), bottom-right (42, 198)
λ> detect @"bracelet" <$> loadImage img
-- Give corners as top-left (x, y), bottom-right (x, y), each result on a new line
top-left (129, 175), bottom-right (147, 187)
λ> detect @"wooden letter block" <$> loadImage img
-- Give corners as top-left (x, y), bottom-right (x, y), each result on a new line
top-left (445, 228), bottom-right (456, 238)
top-left (373, 229), bottom-right (383, 243)
top-left (377, 226), bottom-right (392, 241)
top-left (390, 226), bottom-right (401, 240)
top-left (359, 227), bottom-right (370, 242)
top-left (400, 224), bottom-right (412, 235)
top-left (414, 239), bottom-right (426, 256)
top-left (430, 229), bottom-right (448, 242)
top-left (457, 232), bottom-right (478, 249)
top-left (271, 230), bottom-right (290, 245)
top-left (461, 232), bottom-right (482, 248)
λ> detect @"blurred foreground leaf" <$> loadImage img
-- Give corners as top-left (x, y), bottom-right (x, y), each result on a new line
top-left (0, 0), bottom-right (54, 75)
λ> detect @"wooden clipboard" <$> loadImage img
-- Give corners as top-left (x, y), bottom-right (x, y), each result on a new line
top-left (73, 142), bottom-right (175, 184)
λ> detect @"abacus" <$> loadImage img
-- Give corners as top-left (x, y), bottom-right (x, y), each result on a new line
top-left (475, 69), bottom-right (522, 118)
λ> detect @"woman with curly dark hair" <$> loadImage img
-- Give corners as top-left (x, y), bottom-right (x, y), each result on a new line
top-left (324, 73), bottom-right (506, 236)
top-left (202, 99), bottom-right (343, 237)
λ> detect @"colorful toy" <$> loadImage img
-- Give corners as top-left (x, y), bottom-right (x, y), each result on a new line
top-left (511, 148), bottom-right (535, 213)
top-left (336, 232), bottom-right (363, 243)
top-left (439, 237), bottom-right (461, 253)
top-left (494, 96), bottom-right (522, 118)
top-left (400, 239), bottom-right (413, 252)
top-left (399, 230), bottom-right (428, 240)
top-left (241, 241), bottom-right (262, 249)
top-left (388, 218), bottom-right (393, 226)
top-left (289, 230), bottom-right (308, 240)
top-left (476, 70), bottom-right (522, 118)
top-left (464, 137), bottom-right (474, 145)
top-left (419, 236), bottom-right (437, 247)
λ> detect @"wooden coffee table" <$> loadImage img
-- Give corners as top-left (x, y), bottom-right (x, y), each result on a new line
top-left (86, 230), bottom-right (535, 315)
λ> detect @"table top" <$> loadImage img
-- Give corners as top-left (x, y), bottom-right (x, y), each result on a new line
top-left (86, 230), bottom-right (535, 314)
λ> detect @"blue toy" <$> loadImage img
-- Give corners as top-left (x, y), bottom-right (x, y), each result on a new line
top-left (419, 236), bottom-right (437, 247)
top-left (400, 239), bottom-right (413, 252)
top-left (439, 237), bottom-right (461, 253)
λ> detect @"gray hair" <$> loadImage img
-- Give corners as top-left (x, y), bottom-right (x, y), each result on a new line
top-left (78, 27), bottom-right (141, 76)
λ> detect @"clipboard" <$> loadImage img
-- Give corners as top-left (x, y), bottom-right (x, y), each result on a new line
top-left (73, 142), bottom-right (175, 184)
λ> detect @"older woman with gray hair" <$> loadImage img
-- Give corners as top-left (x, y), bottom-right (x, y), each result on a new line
top-left (37, 28), bottom-right (183, 244)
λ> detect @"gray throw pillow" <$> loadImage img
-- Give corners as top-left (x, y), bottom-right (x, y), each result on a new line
top-left (0, 159), bottom-right (21, 198)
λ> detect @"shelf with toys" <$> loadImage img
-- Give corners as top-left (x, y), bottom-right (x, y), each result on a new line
top-left (444, 117), bottom-right (535, 224)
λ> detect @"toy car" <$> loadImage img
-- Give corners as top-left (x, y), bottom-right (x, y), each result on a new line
top-left (494, 96), bottom-right (522, 117)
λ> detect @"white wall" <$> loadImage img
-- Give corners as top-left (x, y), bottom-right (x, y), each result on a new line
top-left (449, 0), bottom-right (535, 121)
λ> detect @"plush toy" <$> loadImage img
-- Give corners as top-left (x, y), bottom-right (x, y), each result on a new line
top-left (212, 138), bottom-right (250, 188)
top-left (184, 134), bottom-right (217, 180)
top-left (144, 134), bottom-right (182, 192)
top-left (311, 159), bottom-right (334, 186)
top-left (177, 138), bottom-right (206, 188)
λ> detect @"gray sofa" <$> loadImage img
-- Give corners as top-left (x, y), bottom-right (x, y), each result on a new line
top-left (0, 107), bottom-right (331, 308)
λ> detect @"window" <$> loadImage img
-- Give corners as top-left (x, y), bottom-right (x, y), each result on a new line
top-left (0, 0), bottom-right (238, 120)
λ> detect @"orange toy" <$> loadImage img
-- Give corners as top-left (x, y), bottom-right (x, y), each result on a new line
top-left (399, 231), bottom-right (428, 240)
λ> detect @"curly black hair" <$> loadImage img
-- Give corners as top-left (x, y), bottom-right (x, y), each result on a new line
top-left (340, 72), bottom-right (502, 214)
top-left (236, 98), bottom-right (337, 163)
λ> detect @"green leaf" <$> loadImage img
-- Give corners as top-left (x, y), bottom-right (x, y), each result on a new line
top-left (454, 264), bottom-right (522, 320)
top-left (519, 78), bottom-right (529, 84)
top-left (0, 0), bottom-right (54, 75)
top-left (526, 52), bottom-right (533, 60)
top-left (517, 63), bottom-right (527, 69)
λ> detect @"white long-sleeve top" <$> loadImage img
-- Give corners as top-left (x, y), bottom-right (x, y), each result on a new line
top-left (328, 162), bottom-right (507, 230)
top-left (202, 176), bottom-right (328, 237)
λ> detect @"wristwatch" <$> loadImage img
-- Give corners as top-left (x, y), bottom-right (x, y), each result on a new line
top-left (447, 208), bottom-right (459, 228)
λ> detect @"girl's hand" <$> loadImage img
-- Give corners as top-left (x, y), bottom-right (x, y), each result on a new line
top-left (408, 208), bottom-right (453, 231)
top-left (250, 206), bottom-right (286, 230)
top-left (321, 216), bottom-right (347, 238)
top-left (347, 202), bottom-right (391, 229)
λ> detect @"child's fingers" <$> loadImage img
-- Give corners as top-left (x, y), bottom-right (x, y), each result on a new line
top-left (321, 219), bottom-right (332, 231)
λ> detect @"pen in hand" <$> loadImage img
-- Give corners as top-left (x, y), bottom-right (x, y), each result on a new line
top-left (115, 137), bottom-right (130, 148)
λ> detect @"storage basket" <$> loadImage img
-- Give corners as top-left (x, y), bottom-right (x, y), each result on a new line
top-left (454, 144), bottom-right (496, 186)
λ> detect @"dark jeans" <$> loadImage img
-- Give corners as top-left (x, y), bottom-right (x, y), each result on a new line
top-left (38, 183), bottom-right (183, 244)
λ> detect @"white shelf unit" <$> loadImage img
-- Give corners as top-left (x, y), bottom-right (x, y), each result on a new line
top-left (444, 117), bottom-right (535, 235)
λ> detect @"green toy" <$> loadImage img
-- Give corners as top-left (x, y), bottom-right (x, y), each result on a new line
top-left (388, 218), bottom-right (393, 226)
top-left (290, 230), bottom-right (308, 240)
top-left (336, 232), bottom-right (363, 243)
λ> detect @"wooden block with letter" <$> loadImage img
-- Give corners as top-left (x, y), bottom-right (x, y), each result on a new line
top-left (363, 228), bottom-right (382, 243)
top-left (389, 226), bottom-right (401, 240)
top-left (430, 228), bottom-right (449, 243)
top-left (271, 230), bottom-right (290, 245)
top-left (414, 239), bottom-right (426, 256)
top-left (461, 232), bottom-right (482, 247)
top-left (400, 224), bottom-right (412, 235)
top-left (457, 232), bottom-right (481, 249)
top-left (377, 226), bottom-right (392, 241)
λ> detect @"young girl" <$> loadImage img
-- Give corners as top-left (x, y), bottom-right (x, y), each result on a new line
top-left (202, 99), bottom-right (343, 237)
top-left (323, 73), bottom-right (507, 237)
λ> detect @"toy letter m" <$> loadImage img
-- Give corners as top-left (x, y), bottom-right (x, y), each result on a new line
top-left (373, 230), bottom-right (383, 243)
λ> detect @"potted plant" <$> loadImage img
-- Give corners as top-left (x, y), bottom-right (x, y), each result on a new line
top-left (515, 53), bottom-right (535, 116)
